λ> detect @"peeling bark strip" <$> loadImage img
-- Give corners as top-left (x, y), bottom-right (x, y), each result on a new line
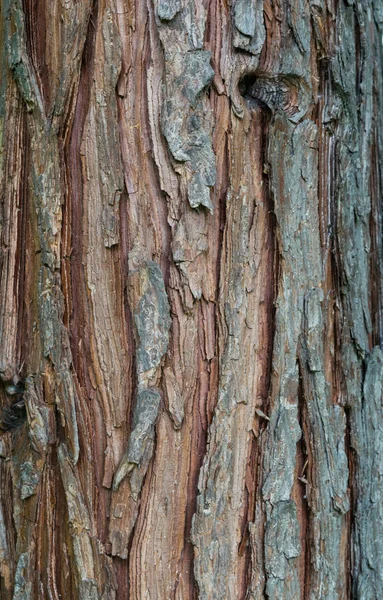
top-left (0, 0), bottom-right (382, 597)
top-left (155, 0), bottom-right (216, 212)
top-left (112, 261), bottom-right (170, 495)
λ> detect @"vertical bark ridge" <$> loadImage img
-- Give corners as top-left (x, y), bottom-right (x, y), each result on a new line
top-left (192, 106), bottom-right (276, 598)
top-left (64, 0), bottom-right (98, 385)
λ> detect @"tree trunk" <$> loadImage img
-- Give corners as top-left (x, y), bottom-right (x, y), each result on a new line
top-left (0, 0), bottom-right (382, 598)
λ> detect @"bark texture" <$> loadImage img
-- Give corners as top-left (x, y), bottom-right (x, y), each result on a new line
top-left (0, 0), bottom-right (382, 598)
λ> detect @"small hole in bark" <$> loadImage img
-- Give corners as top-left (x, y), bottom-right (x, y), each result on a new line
top-left (0, 380), bottom-right (27, 433)
top-left (239, 73), bottom-right (308, 119)
top-left (239, 74), bottom-right (273, 113)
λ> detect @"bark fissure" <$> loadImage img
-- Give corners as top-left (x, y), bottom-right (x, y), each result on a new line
top-left (64, 0), bottom-right (98, 373)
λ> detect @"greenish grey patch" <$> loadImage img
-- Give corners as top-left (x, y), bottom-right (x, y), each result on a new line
top-left (128, 435), bottom-right (156, 499)
top-left (79, 578), bottom-right (100, 600)
top-left (188, 171), bottom-right (213, 212)
top-left (161, 50), bottom-right (216, 212)
top-left (8, 51), bottom-right (34, 111)
top-left (234, 0), bottom-right (256, 37)
top-left (5, 0), bottom-right (43, 114)
top-left (58, 444), bottom-right (91, 530)
top-left (35, 267), bottom-right (79, 462)
top-left (97, 9), bottom-right (123, 248)
top-left (301, 291), bottom-right (350, 520)
top-left (191, 414), bottom-right (236, 596)
top-left (27, 402), bottom-right (51, 454)
top-left (261, 337), bottom-right (302, 595)
top-left (263, 399), bottom-right (301, 505)
top-left (248, 505), bottom-right (266, 597)
top-left (0, 498), bottom-right (10, 586)
top-left (0, 33), bottom-right (7, 119)
top-left (158, 0), bottom-right (182, 21)
top-left (330, 3), bottom-right (373, 358)
top-left (330, 13), bottom-right (378, 593)
top-left (57, 447), bottom-right (101, 595)
top-left (373, 0), bottom-right (383, 23)
top-left (232, 0), bottom-right (265, 55)
top-left (113, 262), bottom-right (169, 492)
top-left (264, 501), bottom-right (301, 599)
top-left (287, 0), bottom-right (311, 54)
top-left (112, 389), bottom-right (160, 494)
top-left (178, 50), bottom-right (214, 107)
top-left (262, 114), bottom-right (350, 597)
top-left (332, 5), bottom-right (358, 117)
top-left (336, 143), bottom-right (371, 352)
top-left (127, 388), bottom-right (161, 464)
top-left (351, 347), bottom-right (383, 598)
top-left (134, 262), bottom-right (171, 375)
top-left (38, 268), bottom-right (59, 359)
top-left (13, 553), bottom-right (32, 600)
top-left (303, 288), bottom-right (323, 372)
top-left (20, 462), bottom-right (40, 500)
top-left (30, 140), bottom-right (62, 271)
top-left (5, 0), bottom-right (81, 480)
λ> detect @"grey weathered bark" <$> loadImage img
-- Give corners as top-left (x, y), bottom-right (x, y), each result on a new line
top-left (0, 0), bottom-right (382, 598)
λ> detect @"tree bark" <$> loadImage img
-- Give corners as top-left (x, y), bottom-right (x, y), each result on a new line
top-left (0, 0), bottom-right (382, 598)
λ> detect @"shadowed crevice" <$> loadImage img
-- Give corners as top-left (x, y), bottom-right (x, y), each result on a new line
top-left (64, 0), bottom-right (98, 383)
top-left (0, 380), bottom-right (26, 433)
top-left (236, 79), bottom-right (278, 600)
top-left (296, 360), bottom-right (311, 600)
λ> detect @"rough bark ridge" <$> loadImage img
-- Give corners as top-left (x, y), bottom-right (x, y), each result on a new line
top-left (0, 0), bottom-right (382, 598)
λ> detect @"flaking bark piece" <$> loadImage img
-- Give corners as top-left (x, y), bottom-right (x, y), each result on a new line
top-left (113, 389), bottom-right (161, 491)
top-left (129, 261), bottom-right (171, 382)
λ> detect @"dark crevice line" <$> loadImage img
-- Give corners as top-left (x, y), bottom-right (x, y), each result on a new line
top-left (369, 72), bottom-right (383, 348)
top-left (316, 58), bottom-right (344, 404)
top-left (238, 79), bottom-right (277, 600)
top-left (240, 433), bottom-right (256, 599)
top-left (16, 110), bottom-right (29, 377)
top-left (118, 188), bottom-right (136, 443)
top-left (215, 127), bottom-right (228, 314)
top-left (61, 0), bottom-right (108, 552)
top-left (180, 66), bottom-right (230, 600)
top-left (112, 24), bottom-right (142, 597)
top-left (178, 311), bottom-right (218, 599)
top-left (64, 0), bottom-right (98, 388)
top-left (113, 556), bottom-right (130, 600)
top-left (330, 135), bottom-right (344, 399)
top-left (325, 64), bottom-right (353, 600)
top-left (353, 5), bottom-right (362, 118)
top-left (213, 126), bottom-right (229, 449)
top-left (297, 360), bottom-right (311, 600)
top-left (180, 5), bottom-right (231, 587)
top-left (344, 404), bottom-right (356, 598)
top-left (61, 0), bottom-right (102, 531)
top-left (113, 15), bottom-right (161, 595)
